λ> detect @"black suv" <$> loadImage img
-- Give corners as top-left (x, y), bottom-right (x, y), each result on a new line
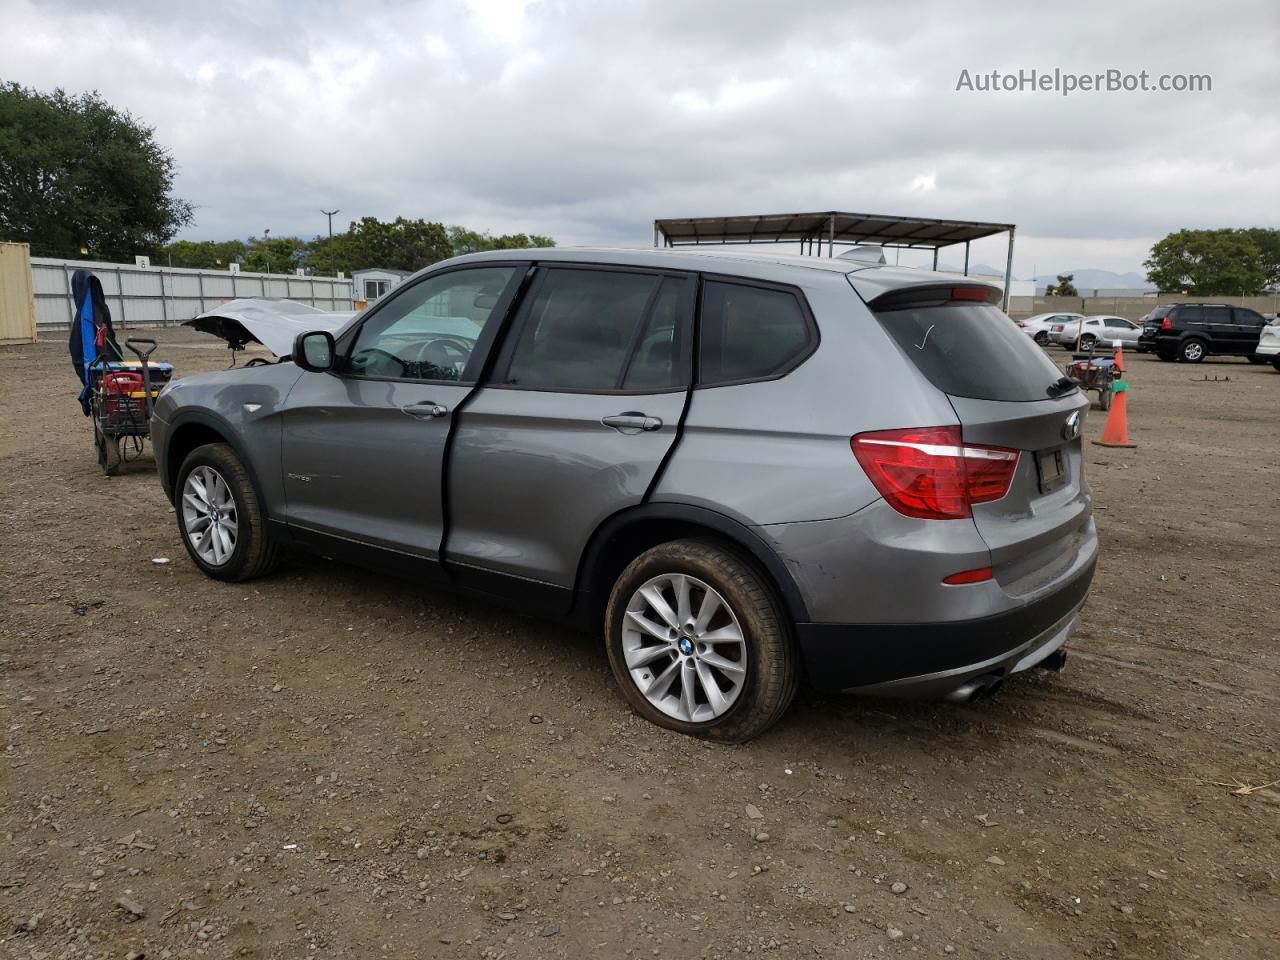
top-left (1138, 303), bottom-right (1271, 363)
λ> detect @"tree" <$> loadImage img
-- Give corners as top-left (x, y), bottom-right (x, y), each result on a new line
top-left (1144, 229), bottom-right (1268, 295)
top-left (0, 82), bottom-right (193, 259)
top-left (1045, 273), bottom-right (1078, 296)
top-left (241, 234), bottom-right (308, 274)
top-left (1239, 227), bottom-right (1280, 290)
top-left (448, 225), bottom-right (555, 256)
top-left (156, 239), bottom-right (247, 269)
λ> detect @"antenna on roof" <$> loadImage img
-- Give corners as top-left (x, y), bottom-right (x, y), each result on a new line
top-left (838, 245), bottom-right (887, 265)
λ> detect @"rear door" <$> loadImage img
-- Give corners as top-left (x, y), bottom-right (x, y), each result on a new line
top-left (445, 265), bottom-right (695, 590)
top-left (1200, 306), bottom-right (1233, 350)
top-left (866, 290), bottom-right (1091, 590)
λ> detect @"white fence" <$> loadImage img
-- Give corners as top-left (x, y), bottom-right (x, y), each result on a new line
top-left (32, 257), bottom-right (355, 330)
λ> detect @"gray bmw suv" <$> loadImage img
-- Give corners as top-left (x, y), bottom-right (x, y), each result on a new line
top-left (152, 248), bottom-right (1096, 742)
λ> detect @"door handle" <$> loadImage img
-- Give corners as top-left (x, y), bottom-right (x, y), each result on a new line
top-left (602, 412), bottom-right (662, 432)
top-left (400, 401), bottom-right (450, 420)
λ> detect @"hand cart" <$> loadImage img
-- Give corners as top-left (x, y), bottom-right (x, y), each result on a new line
top-left (86, 337), bottom-right (174, 475)
top-left (1065, 343), bottom-right (1123, 411)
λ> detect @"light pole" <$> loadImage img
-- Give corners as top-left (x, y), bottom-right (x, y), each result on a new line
top-left (321, 209), bottom-right (340, 238)
top-left (263, 228), bottom-right (271, 274)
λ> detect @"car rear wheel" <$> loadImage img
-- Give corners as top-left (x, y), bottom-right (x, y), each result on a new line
top-left (1156, 349), bottom-right (1176, 362)
top-left (1180, 339), bottom-right (1206, 362)
top-left (605, 538), bottom-right (799, 743)
top-left (176, 443), bottom-right (280, 582)
top-left (1272, 357), bottom-right (1280, 373)
top-left (1079, 334), bottom-right (1096, 351)
top-left (1246, 355), bottom-right (1267, 364)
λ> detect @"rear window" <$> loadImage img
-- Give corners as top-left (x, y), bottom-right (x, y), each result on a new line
top-left (872, 301), bottom-right (1068, 402)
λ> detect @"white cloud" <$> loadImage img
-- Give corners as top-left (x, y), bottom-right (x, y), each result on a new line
top-left (4, 0), bottom-right (1278, 276)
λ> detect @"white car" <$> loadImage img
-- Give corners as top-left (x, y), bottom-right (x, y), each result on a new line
top-left (1257, 319), bottom-right (1280, 371)
top-left (1048, 315), bottom-right (1142, 350)
top-left (1018, 312), bottom-right (1084, 346)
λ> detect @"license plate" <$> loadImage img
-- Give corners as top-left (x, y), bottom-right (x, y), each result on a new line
top-left (1035, 448), bottom-right (1067, 494)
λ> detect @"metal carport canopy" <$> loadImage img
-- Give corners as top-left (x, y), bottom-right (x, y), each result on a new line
top-left (653, 211), bottom-right (1018, 309)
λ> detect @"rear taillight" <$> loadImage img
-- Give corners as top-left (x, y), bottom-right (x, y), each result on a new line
top-left (1051, 324), bottom-right (1064, 332)
top-left (1159, 316), bottom-right (1173, 330)
top-left (851, 426), bottom-right (1020, 520)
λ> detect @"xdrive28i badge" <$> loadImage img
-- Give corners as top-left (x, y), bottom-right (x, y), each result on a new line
top-left (1062, 411), bottom-right (1082, 441)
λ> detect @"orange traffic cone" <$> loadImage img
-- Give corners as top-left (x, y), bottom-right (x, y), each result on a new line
top-left (1092, 344), bottom-right (1135, 448)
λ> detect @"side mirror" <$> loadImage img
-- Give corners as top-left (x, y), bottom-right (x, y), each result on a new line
top-left (293, 331), bottom-right (335, 372)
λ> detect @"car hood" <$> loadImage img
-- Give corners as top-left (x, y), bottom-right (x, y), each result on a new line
top-left (185, 298), bottom-right (355, 356)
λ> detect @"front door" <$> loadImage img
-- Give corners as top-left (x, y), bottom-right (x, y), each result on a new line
top-left (280, 264), bottom-right (523, 570)
top-left (445, 266), bottom-right (695, 591)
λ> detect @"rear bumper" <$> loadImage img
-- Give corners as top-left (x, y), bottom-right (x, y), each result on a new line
top-left (794, 557), bottom-right (1096, 696)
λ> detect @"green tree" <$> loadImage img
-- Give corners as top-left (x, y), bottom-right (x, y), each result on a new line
top-left (342, 216), bottom-right (453, 272)
top-left (1239, 227), bottom-right (1280, 290)
top-left (241, 234), bottom-right (308, 274)
top-left (1144, 229), bottom-right (1267, 295)
top-left (448, 225), bottom-right (555, 256)
top-left (1045, 273), bottom-right (1078, 296)
top-left (0, 82), bottom-right (193, 259)
top-left (156, 239), bottom-right (247, 269)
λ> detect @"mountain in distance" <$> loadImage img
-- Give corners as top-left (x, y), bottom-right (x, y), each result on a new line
top-left (1031, 269), bottom-right (1153, 291)
top-left (937, 263), bottom-right (1154, 290)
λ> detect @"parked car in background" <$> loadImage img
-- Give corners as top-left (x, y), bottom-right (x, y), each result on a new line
top-left (1137, 303), bottom-right (1271, 362)
top-left (150, 248), bottom-right (1095, 742)
top-left (1049, 315), bottom-right (1142, 350)
top-left (1019, 312), bottom-right (1084, 346)
top-left (1256, 319), bottom-right (1280, 371)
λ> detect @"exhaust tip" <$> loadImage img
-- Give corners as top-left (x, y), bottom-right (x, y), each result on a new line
top-left (1036, 649), bottom-right (1069, 672)
top-left (944, 674), bottom-right (1002, 703)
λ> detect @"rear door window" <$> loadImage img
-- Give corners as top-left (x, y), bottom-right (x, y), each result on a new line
top-left (699, 280), bottom-right (815, 384)
top-left (871, 298), bottom-right (1067, 402)
top-left (496, 268), bottom-right (692, 392)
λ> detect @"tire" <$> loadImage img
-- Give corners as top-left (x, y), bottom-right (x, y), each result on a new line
top-left (1079, 334), bottom-right (1096, 351)
top-left (605, 538), bottom-right (799, 743)
top-left (1246, 355), bottom-right (1267, 364)
top-left (96, 429), bottom-right (121, 476)
top-left (1099, 388), bottom-right (1112, 411)
top-left (1180, 338), bottom-right (1207, 363)
top-left (1033, 332), bottom-right (1049, 346)
top-left (1156, 349), bottom-right (1176, 362)
top-left (1272, 357), bottom-right (1280, 373)
top-left (175, 443), bottom-right (280, 582)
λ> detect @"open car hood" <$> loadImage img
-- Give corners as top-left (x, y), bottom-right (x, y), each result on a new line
top-left (185, 299), bottom-right (355, 357)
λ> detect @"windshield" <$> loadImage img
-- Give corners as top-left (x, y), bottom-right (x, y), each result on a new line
top-left (873, 302), bottom-right (1071, 402)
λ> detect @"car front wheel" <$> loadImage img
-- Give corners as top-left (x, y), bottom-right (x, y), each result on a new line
top-left (176, 443), bottom-right (280, 582)
top-left (605, 538), bottom-right (799, 743)
top-left (1033, 332), bottom-right (1049, 345)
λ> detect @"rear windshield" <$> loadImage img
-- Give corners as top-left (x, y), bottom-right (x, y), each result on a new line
top-left (872, 302), bottom-right (1069, 402)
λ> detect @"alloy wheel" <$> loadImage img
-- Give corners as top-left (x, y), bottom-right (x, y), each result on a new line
top-left (621, 573), bottom-right (748, 723)
top-left (182, 465), bottom-right (239, 566)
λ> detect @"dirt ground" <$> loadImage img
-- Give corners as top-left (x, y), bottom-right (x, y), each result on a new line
top-left (1, 328), bottom-right (1277, 960)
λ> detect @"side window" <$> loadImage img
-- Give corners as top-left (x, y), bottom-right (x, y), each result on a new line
top-left (1176, 307), bottom-right (1203, 325)
top-left (347, 266), bottom-right (516, 381)
top-left (622, 278), bottom-right (692, 390)
top-left (1233, 309), bottom-right (1264, 328)
top-left (699, 281), bottom-right (814, 385)
top-left (1104, 318), bottom-right (1131, 328)
top-left (1202, 306), bottom-right (1231, 325)
top-left (500, 269), bottom-right (671, 392)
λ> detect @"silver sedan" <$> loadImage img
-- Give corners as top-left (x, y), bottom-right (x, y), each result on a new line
top-left (1048, 315), bottom-right (1142, 350)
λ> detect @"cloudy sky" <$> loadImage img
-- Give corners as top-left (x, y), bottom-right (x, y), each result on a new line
top-left (6, 0), bottom-right (1278, 278)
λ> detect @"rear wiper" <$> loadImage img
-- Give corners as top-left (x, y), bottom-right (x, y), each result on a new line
top-left (1046, 376), bottom-right (1077, 398)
